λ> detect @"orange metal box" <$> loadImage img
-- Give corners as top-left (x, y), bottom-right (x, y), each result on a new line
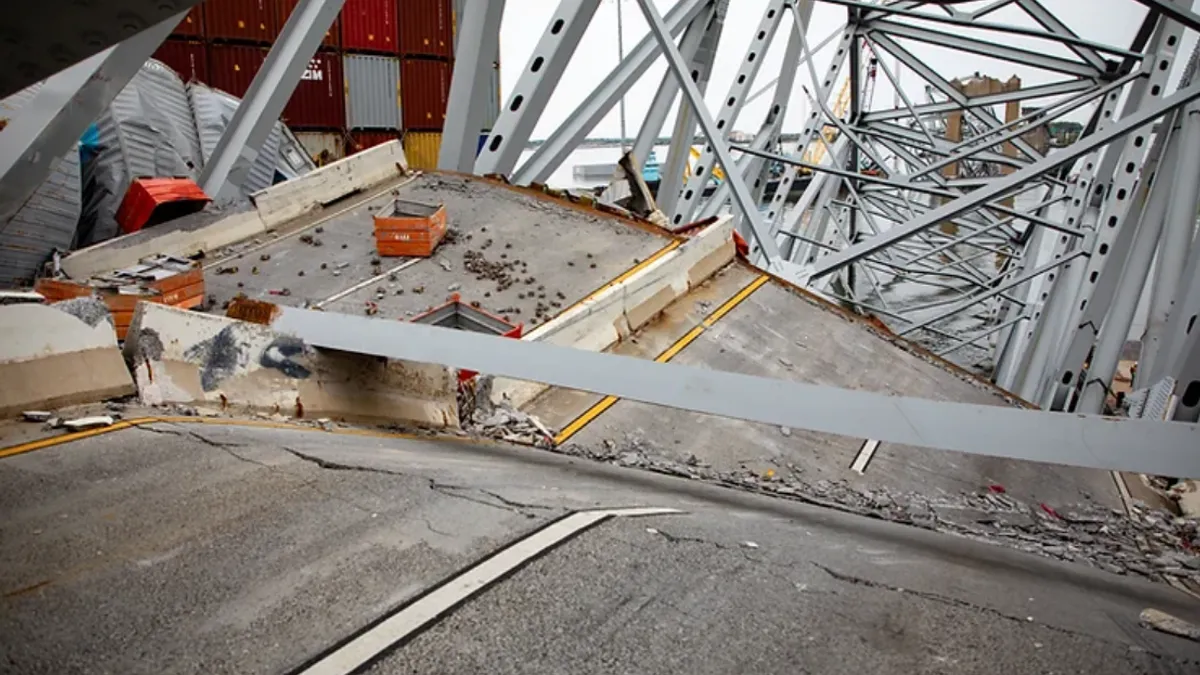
top-left (373, 199), bottom-right (447, 257)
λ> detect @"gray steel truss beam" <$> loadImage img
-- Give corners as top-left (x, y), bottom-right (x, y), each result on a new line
top-left (629, 4), bottom-right (713, 171)
top-left (804, 78), bottom-right (1200, 281)
top-left (267, 306), bottom-right (1200, 477)
top-left (865, 19), bottom-right (1104, 79)
top-left (1134, 0), bottom-right (1200, 33)
top-left (0, 12), bottom-right (182, 223)
top-left (199, 0), bottom-right (346, 200)
top-left (669, 0), bottom-right (789, 227)
top-left (657, 0), bottom-right (727, 216)
top-left (474, 0), bottom-right (601, 177)
top-left (512, 0), bottom-right (710, 186)
top-left (636, 0), bottom-right (782, 262)
top-left (440, 0), bottom-right (506, 172)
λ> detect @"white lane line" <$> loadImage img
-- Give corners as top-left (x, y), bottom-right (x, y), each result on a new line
top-left (850, 439), bottom-right (880, 474)
top-left (298, 507), bottom-right (680, 675)
top-left (315, 258), bottom-right (421, 308)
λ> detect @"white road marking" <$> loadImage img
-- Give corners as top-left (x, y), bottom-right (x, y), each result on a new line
top-left (298, 507), bottom-right (680, 675)
top-left (851, 439), bottom-right (881, 474)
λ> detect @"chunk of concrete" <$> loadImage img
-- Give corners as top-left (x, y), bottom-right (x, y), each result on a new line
top-left (62, 415), bottom-right (115, 430)
top-left (123, 301), bottom-right (458, 428)
top-left (253, 140), bottom-right (409, 228)
top-left (0, 299), bottom-right (134, 417)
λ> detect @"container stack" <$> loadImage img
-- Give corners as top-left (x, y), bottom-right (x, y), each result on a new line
top-left (342, 0), bottom-right (402, 156)
top-left (148, 0), bottom-right (496, 169)
top-left (399, 0), bottom-right (455, 170)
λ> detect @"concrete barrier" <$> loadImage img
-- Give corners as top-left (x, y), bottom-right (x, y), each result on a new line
top-left (123, 301), bottom-right (458, 427)
top-left (0, 298), bottom-right (135, 417)
top-left (254, 140), bottom-right (409, 227)
top-left (491, 217), bottom-right (735, 408)
top-left (61, 141), bottom-right (409, 280)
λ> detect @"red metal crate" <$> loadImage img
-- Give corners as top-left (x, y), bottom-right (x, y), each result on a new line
top-left (398, 0), bottom-right (454, 59)
top-left (116, 178), bottom-right (211, 235)
top-left (283, 49), bottom-right (346, 130)
top-left (208, 43), bottom-right (268, 97)
top-left (153, 39), bottom-right (210, 83)
top-left (399, 58), bottom-right (451, 131)
top-left (205, 0), bottom-right (277, 43)
top-left (341, 0), bottom-right (398, 53)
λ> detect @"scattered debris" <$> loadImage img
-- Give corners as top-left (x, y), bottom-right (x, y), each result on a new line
top-left (742, 541), bottom-right (760, 549)
top-left (62, 416), bottom-right (115, 431)
top-left (1140, 609), bottom-right (1200, 642)
top-left (216, 266), bottom-right (238, 275)
top-left (447, 283), bottom-right (461, 292)
top-left (439, 259), bottom-right (453, 272)
top-left (780, 426), bottom-right (792, 437)
top-left (259, 254), bottom-right (271, 261)
top-left (21, 411), bottom-right (52, 423)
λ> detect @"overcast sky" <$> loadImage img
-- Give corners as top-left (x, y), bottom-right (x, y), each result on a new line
top-left (497, 0), bottom-right (1195, 141)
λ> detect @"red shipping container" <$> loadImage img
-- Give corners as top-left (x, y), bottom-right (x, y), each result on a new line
top-left (205, 0), bottom-right (277, 43)
top-left (400, 58), bottom-right (450, 130)
top-left (398, 0), bottom-right (453, 59)
top-left (341, 0), bottom-right (398, 53)
top-left (153, 39), bottom-right (210, 83)
top-left (171, 5), bottom-right (205, 38)
top-left (208, 43), bottom-right (268, 97)
top-left (277, 0), bottom-right (340, 47)
top-left (349, 130), bottom-right (400, 153)
top-left (283, 49), bottom-right (347, 129)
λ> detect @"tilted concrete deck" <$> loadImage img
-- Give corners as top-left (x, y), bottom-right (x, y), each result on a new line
top-left (525, 261), bottom-right (1121, 508)
top-left (203, 174), bottom-right (671, 328)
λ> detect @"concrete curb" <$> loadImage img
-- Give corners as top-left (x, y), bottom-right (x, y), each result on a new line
top-left (491, 216), bottom-right (736, 408)
top-left (0, 300), bottom-right (134, 417)
top-left (61, 141), bottom-right (410, 280)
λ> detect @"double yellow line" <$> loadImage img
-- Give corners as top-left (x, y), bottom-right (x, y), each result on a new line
top-left (553, 274), bottom-right (770, 445)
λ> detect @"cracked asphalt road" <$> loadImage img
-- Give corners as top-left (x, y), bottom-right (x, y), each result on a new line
top-left (3, 422), bottom-right (1200, 674)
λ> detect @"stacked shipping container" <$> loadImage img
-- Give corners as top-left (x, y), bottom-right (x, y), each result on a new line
top-left (148, 0), bottom-right (487, 168)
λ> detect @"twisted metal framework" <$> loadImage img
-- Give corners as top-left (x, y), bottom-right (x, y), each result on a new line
top-left (452, 0), bottom-right (1200, 423)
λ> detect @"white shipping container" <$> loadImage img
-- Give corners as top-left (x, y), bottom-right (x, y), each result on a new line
top-left (344, 54), bottom-right (401, 130)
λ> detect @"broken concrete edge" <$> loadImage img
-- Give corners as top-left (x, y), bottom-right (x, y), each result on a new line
top-left (751, 259), bottom-right (1033, 410)
top-left (253, 140), bottom-right (409, 228)
top-left (489, 217), bottom-right (737, 410)
top-left (60, 141), bottom-right (411, 281)
top-left (433, 169), bottom-right (685, 242)
top-left (0, 301), bottom-right (135, 418)
top-left (122, 301), bottom-right (459, 429)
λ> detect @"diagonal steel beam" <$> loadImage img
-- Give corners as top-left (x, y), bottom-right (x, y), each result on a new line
top-left (200, 0), bottom-right (346, 200)
top-left (804, 81), bottom-right (1200, 281)
top-left (513, 0), bottom-right (710, 185)
top-left (0, 12), bottom-right (183, 224)
top-left (636, 0), bottom-right (782, 262)
top-left (474, 0), bottom-right (602, 177)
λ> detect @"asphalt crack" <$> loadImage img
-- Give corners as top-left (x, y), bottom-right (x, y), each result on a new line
top-left (427, 480), bottom-right (545, 518)
top-left (278, 446), bottom-right (407, 477)
top-left (810, 561), bottom-right (1196, 666)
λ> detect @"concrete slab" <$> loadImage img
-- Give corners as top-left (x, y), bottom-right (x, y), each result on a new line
top-left (564, 279), bottom-right (1121, 508)
top-left (205, 174), bottom-right (670, 329)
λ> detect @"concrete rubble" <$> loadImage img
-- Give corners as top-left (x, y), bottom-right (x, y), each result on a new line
top-left (553, 433), bottom-right (1200, 586)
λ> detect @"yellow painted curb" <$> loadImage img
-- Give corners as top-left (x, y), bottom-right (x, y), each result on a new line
top-left (553, 274), bottom-right (769, 445)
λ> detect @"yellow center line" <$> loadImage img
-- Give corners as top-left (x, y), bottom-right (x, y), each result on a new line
top-left (0, 415), bottom-right (457, 460)
top-left (553, 274), bottom-right (770, 446)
